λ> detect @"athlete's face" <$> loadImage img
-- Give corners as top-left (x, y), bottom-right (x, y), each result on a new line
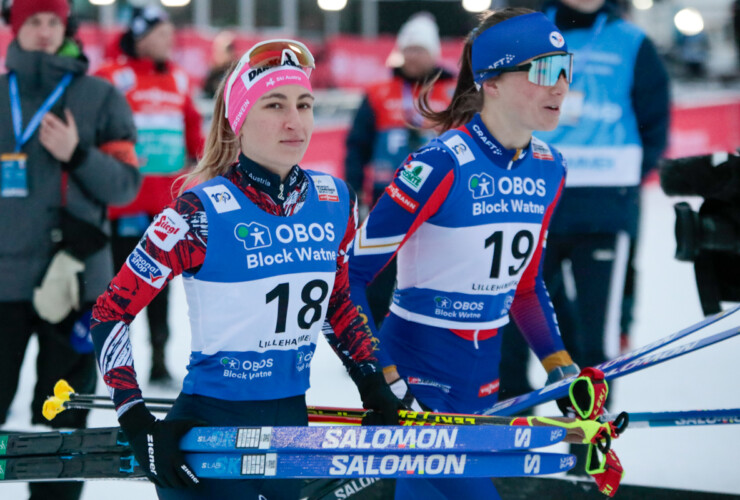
top-left (239, 85), bottom-right (315, 179)
top-left (16, 13), bottom-right (65, 54)
top-left (481, 58), bottom-right (568, 146)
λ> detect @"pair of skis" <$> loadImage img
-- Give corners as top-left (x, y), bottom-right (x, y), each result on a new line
top-left (0, 424), bottom-right (576, 481)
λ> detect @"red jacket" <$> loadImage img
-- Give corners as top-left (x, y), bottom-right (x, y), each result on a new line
top-left (96, 56), bottom-right (204, 218)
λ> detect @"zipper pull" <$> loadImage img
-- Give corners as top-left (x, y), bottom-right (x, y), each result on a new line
top-left (277, 183), bottom-right (285, 201)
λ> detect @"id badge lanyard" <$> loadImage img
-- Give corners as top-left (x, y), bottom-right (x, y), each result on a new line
top-left (9, 71), bottom-right (73, 152)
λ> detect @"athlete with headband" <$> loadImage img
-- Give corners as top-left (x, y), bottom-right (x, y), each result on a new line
top-left (90, 39), bottom-right (404, 500)
top-left (349, 9), bottom-right (581, 499)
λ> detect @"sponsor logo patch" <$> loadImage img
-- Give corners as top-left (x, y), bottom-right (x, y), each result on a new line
top-left (478, 379), bottom-right (500, 397)
top-left (385, 183), bottom-right (419, 213)
top-left (126, 246), bottom-right (172, 289)
top-left (443, 135), bottom-right (475, 165)
top-left (312, 175), bottom-right (340, 202)
top-left (203, 184), bottom-right (241, 213)
top-left (146, 208), bottom-right (189, 252)
top-left (532, 139), bottom-right (554, 161)
top-left (550, 32), bottom-right (565, 49)
top-left (398, 161), bottom-right (433, 193)
top-left (469, 173), bottom-right (495, 199)
top-left (235, 222), bottom-right (272, 250)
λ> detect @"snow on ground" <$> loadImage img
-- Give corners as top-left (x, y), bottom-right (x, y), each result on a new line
top-left (2, 184), bottom-right (739, 499)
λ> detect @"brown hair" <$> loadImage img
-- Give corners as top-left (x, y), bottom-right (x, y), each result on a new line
top-left (417, 7), bottom-right (535, 132)
top-left (178, 65), bottom-right (240, 194)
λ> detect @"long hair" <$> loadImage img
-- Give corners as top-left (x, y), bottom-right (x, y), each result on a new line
top-left (178, 66), bottom-right (240, 194)
top-left (417, 7), bottom-right (535, 132)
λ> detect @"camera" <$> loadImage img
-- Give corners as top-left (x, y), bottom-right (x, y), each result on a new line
top-left (659, 152), bottom-right (740, 315)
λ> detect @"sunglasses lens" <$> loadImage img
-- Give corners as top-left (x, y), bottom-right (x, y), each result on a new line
top-left (247, 39), bottom-right (315, 78)
top-left (528, 53), bottom-right (573, 86)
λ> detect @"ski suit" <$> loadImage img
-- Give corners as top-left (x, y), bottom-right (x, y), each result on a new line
top-left (348, 114), bottom-right (573, 499)
top-left (91, 155), bottom-right (381, 499)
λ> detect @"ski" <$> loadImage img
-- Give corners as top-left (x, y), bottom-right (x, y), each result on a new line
top-left (0, 424), bottom-right (566, 459)
top-left (0, 450), bottom-right (576, 482)
top-left (486, 322), bottom-right (740, 416)
top-left (604, 408), bottom-right (740, 429)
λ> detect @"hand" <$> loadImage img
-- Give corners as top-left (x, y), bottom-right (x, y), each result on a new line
top-left (357, 371), bottom-right (408, 425)
top-left (569, 367), bottom-right (609, 420)
top-left (389, 378), bottom-right (423, 411)
top-left (119, 404), bottom-right (201, 489)
top-left (40, 109), bottom-right (79, 163)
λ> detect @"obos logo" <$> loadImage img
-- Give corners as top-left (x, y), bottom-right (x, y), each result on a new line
top-left (434, 296), bottom-right (452, 309)
top-left (469, 173), bottom-right (495, 199)
top-left (235, 222), bottom-right (272, 250)
top-left (296, 350), bottom-right (314, 371)
top-left (549, 32), bottom-right (565, 49)
top-left (221, 357), bottom-right (240, 370)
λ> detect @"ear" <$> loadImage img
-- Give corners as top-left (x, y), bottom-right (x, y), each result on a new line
top-left (481, 78), bottom-right (500, 98)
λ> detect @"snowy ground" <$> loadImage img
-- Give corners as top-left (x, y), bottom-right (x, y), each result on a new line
top-left (2, 183), bottom-right (739, 499)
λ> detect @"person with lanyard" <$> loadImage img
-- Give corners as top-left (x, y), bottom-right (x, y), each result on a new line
top-left (344, 12), bottom-right (457, 331)
top-left (0, 1), bottom-right (140, 499)
top-left (498, 0), bottom-right (670, 473)
top-left (349, 8), bottom-right (588, 499)
top-left (90, 39), bottom-right (405, 500)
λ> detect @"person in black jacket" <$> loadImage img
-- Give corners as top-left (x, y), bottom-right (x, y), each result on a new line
top-left (0, 1), bottom-right (140, 498)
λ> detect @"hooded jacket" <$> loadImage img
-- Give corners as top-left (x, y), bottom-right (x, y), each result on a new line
top-left (0, 41), bottom-right (141, 303)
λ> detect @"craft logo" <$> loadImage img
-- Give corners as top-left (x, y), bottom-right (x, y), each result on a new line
top-left (398, 161), bottom-right (433, 193)
top-left (469, 173), bottom-right (495, 199)
top-left (550, 32), bottom-right (565, 49)
top-left (443, 135), bottom-right (475, 165)
top-left (203, 184), bottom-right (241, 213)
top-left (126, 246), bottom-right (171, 289)
top-left (434, 296), bottom-right (452, 309)
top-left (235, 222), bottom-right (272, 250)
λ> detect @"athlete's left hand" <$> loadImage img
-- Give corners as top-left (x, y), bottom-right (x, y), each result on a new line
top-left (357, 371), bottom-right (408, 425)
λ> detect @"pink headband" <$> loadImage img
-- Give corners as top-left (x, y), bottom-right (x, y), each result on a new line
top-left (225, 65), bottom-right (312, 134)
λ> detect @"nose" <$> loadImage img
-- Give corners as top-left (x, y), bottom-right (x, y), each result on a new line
top-left (551, 73), bottom-right (569, 94)
top-left (283, 106), bottom-right (302, 130)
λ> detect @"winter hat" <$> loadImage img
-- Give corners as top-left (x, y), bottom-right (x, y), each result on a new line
top-left (396, 12), bottom-right (441, 60)
top-left (128, 6), bottom-right (169, 40)
top-left (10, 0), bottom-right (70, 35)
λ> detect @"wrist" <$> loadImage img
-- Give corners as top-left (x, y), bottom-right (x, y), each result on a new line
top-left (118, 402), bottom-right (155, 438)
top-left (62, 143), bottom-right (87, 171)
top-left (546, 363), bottom-right (580, 386)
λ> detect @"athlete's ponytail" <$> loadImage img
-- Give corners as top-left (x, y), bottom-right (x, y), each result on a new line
top-left (178, 65), bottom-right (240, 194)
top-left (417, 7), bottom-right (534, 132)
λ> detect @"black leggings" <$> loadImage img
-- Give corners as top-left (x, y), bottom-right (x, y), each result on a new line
top-left (156, 393), bottom-right (309, 500)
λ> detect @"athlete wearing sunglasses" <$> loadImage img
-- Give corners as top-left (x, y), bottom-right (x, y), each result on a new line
top-left (349, 8), bottom-right (591, 499)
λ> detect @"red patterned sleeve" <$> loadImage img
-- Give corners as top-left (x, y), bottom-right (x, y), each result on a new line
top-left (323, 187), bottom-right (381, 379)
top-left (90, 193), bottom-right (207, 415)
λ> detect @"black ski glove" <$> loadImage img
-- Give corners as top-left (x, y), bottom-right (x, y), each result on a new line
top-left (545, 363), bottom-right (580, 418)
top-left (119, 404), bottom-right (202, 489)
top-left (356, 371), bottom-right (408, 425)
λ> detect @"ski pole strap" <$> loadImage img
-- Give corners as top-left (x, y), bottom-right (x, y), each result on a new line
top-left (586, 443), bottom-right (625, 497)
top-left (514, 416), bottom-right (616, 451)
top-left (569, 367), bottom-right (609, 420)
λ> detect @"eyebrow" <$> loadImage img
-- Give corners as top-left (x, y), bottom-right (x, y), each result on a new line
top-left (259, 92), bottom-right (315, 101)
